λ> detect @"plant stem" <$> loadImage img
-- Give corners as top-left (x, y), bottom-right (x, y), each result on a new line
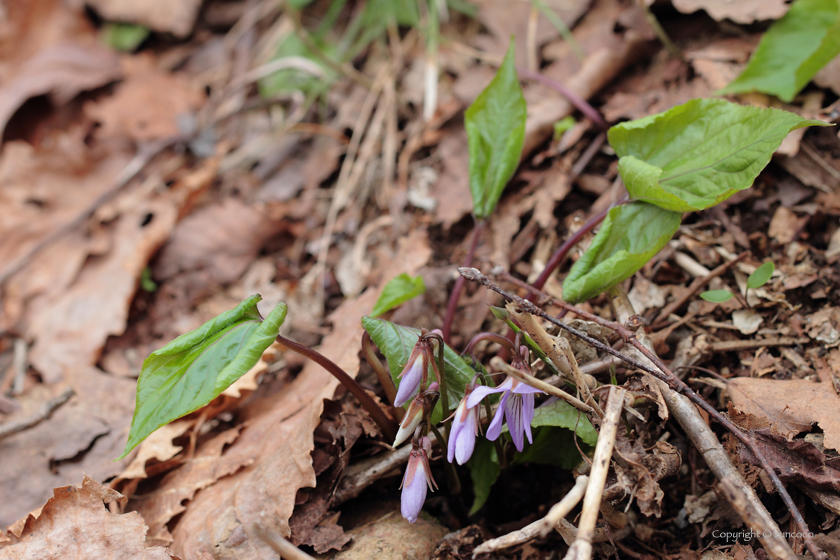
top-left (442, 218), bottom-right (486, 344)
top-left (517, 68), bottom-right (608, 131)
top-left (275, 334), bottom-right (398, 442)
top-left (362, 332), bottom-right (397, 405)
top-left (429, 423), bottom-right (461, 494)
top-left (637, 0), bottom-right (684, 62)
top-left (531, 194), bottom-right (627, 292)
top-left (464, 332), bottom-right (516, 362)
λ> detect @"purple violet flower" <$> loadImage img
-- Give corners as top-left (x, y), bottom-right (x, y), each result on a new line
top-left (447, 386), bottom-right (479, 465)
top-left (466, 376), bottom-right (544, 452)
top-left (401, 436), bottom-right (437, 523)
top-left (394, 346), bottom-right (425, 407)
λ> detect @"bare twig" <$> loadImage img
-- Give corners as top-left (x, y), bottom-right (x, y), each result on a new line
top-left (718, 478), bottom-right (797, 560)
top-left (651, 252), bottom-right (748, 329)
top-left (0, 387), bottom-right (75, 440)
top-left (254, 523), bottom-right (316, 560)
top-left (333, 445), bottom-right (412, 505)
top-left (460, 267), bottom-right (822, 560)
top-left (707, 337), bottom-right (809, 353)
top-left (490, 356), bottom-right (593, 413)
top-left (473, 475), bottom-right (589, 555)
top-left (563, 386), bottom-right (625, 560)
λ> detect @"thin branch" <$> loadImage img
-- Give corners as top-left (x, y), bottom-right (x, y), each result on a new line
top-left (275, 334), bottom-right (398, 442)
top-left (473, 474), bottom-right (589, 555)
top-left (254, 523), bottom-right (316, 560)
top-left (459, 267), bottom-right (824, 560)
top-left (0, 387), bottom-right (75, 440)
top-left (563, 386), bottom-right (625, 560)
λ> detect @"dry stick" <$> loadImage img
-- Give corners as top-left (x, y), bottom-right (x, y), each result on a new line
top-left (490, 356), bottom-right (593, 414)
top-left (459, 268), bottom-right (821, 560)
top-left (254, 523), bottom-right (316, 560)
top-left (0, 387), bottom-right (75, 440)
top-left (718, 478), bottom-right (796, 560)
top-left (708, 337), bottom-right (809, 353)
top-left (608, 287), bottom-right (800, 560)
top-left (651, 252), bottom-right (748, 329)
top-left (563, 386), bottom-right (625, 560)
top-left (473, 474), bottom-right (589, 556)
top-left (442, 219), bottom-right (486, 344)
top-left (275, 335), bottom-right (398, 443)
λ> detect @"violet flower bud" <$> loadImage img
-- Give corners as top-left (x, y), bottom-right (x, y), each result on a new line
top-left (394, 345), bottom-right (426, 407)
top-left (393, 382), bottom-right (439, 448)
top-left (400, 436), bottom-right (436, 523)
top-left (447, 386), bottom-right (479, 465)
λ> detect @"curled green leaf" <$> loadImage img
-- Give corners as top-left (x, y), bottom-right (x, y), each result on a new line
top-left (120, 296), bottom-right (287, 458)
top-left (372, 273), bottom-right (426, 317)
top-left (466, 39), bottom-right (527, 220)
top-left (700, 289), bottom-right (735, 303)
top-left (610, 99), bottom-right (829, 212)
top-left (562, 202), bottom-right (682, 303)
top-left (748, 261), bottom-right (775, 290)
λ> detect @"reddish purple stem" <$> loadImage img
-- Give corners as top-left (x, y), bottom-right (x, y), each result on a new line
top-left (517, 68), bottom-right (609, 131)
top-left (442, 220), bottom-right (486, 344)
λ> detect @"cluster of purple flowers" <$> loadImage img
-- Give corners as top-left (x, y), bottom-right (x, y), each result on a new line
top-left (393, 335), bottom-right (544, 523)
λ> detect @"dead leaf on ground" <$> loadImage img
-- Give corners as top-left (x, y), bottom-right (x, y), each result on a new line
top-left (85, 0), bottom-right (203, 37)
top-left (805, 307), bottom-right (840, 347)
top-left (432, 130), bottom-right (474, 229)
top-left (0, 44), bottom-right (121, 137)
top-left (332, 506), bottom-right (447, 560)
top-left (672, 0), bottom-right (789, 24)
top-left (26, 198), bottom-right (177, 383)
top-left (0, 475), bottom-right (173, 559)
top-left (0, 366), bottom-right (137, 527)
top-left (732, 309), bottom-right (763, 336)
top-left (86, 54), bottom-right (204, 142)
top-left (114, 419), bottom-right (193, 483)
top-left (727, 377), bottom-right (840, 451)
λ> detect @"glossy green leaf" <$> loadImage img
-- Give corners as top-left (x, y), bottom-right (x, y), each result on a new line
top-left (467, 438), bottom-right (500, 515)
top-left (361, 317), bottom-right (473, 421)
top-left (699, 289), bottom-right (735, 303)
top-left (610, 99), bottom-right (828, 212)
top-left (465, 40), bottom-right (527, 220)
top-left (720, 0), bottom-right (840, 102)
top-left (371, 273), bottom-right (426, 317)
top-left (121, 296), bottom-right (287, 458)
top-left (748, 261), bottom-right (776, 289)
top-left (562, 202), bottom-right (682, 303)
top-left (102, 23), bottom-right (149, 52)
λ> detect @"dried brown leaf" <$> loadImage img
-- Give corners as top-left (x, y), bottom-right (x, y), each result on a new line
top-left (85, 0), bottom-right (203, 37)
top-left (672, 0), bottom-right (789, 24)
top-left (728, 377), bottom-right (840, 450)
top-left (0, 476), bottom-right (173, 559)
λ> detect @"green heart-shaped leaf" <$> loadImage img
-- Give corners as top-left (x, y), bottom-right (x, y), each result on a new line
top-left (610, 99), bottom-right (829, 212)
top-left (700, 289), bottom-right (735, 303)
top-left (562, 202), bottom-right (682, 303)
top-left (748, 261), bottom-right (775, 289)
top-left (120, 296), bottom-right (287, 458)
top-left (361, 317), bottom-right (473, 421)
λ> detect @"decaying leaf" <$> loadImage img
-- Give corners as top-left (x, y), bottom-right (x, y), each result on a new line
top-left (85, 0), bottom-right (203, 37)
top-left (672, 0), bottom-right (789, 24)
top-left (728, 377), bottom-right (840, 451)
top-left (0, 476), bottom-right (173, 559)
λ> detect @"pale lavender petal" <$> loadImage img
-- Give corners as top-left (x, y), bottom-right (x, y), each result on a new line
top-left (522, 393), bottom-right (535, 444)
top-left (394, 407), bottom-right (423, 448)
top-left (401, 464), bottom-right (428, 523)
top-left (485, 392), bottom-right (509, 441)
top-left (506, 394), bottom-right (525, 451)
top-left (394, 358), bottom-right (423, 407)
top-left (466, 384), bottom-right (505, 409)
top-left (512, 382), bottom-right (545, 395)
top-left (455, 409), bottom-right (477, 465)
top-left (447, 413), bottom-right (465, 463)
